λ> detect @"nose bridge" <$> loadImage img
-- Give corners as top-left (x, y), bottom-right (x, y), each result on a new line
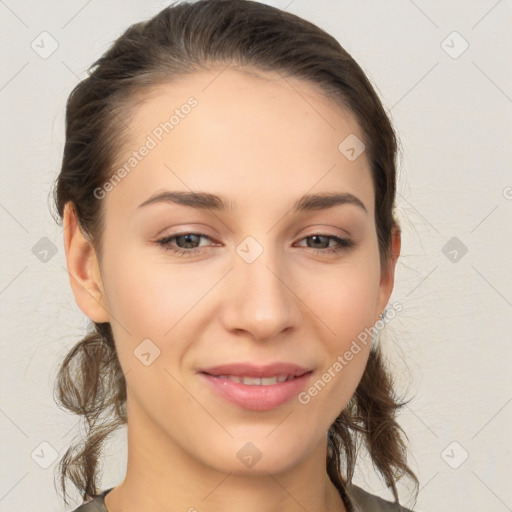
top-left (222, 236), bottom-right (299, 339)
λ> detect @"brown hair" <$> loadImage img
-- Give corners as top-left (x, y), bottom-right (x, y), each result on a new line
top-left (51, 0), bottom-right (419, 507)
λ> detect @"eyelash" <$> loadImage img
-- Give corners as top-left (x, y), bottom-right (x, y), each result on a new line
top-left (155, 232), bottom-right (355, 257)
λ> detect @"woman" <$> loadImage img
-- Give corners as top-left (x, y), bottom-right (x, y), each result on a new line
top-left (52, 1), bottom-right (419, 510)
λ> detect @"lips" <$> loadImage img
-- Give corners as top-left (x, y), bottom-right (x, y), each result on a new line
top-left (215, 375), bottom-right (292, 385)
top-left (198, 362), bottom-right (313, 411)
top-left (200, 362), bottom-right (312, 379)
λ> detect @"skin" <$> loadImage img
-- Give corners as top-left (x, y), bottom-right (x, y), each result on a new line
top-left (63, 66), bottom-right (400, 512)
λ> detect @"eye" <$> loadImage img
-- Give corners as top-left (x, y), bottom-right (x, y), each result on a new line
top-left (295, 234), bottom-right (355, 255)
top-left (156, 232), bottom-right (216, 257)
top-left (156, 232), bottom-right (355, 258)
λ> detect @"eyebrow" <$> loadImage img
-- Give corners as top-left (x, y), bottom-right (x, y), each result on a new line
top-left (137, 190), bottom-right (368, 214)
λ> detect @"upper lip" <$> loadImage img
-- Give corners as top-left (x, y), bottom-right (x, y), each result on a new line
top-left (200, 362), bottom-right (312, 378)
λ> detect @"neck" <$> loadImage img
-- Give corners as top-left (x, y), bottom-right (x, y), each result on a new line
top-left (105, 399), bottom-right (347, 512)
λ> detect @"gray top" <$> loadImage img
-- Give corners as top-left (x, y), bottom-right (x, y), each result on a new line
top-left (70, 484), bottom-right (413, 512)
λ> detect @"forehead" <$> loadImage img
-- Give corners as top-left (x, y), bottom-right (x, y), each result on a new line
top-left (127, 66), bottom-right (364, 145)
top-left (105, 66), bottom-right (374, 217)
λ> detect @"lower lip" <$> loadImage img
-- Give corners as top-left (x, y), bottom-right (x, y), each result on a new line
top-left (200, 372), bottom-right (313, 411)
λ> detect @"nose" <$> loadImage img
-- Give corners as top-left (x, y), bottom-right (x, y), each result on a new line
top-left (220, 242), bottom-right (301, 341)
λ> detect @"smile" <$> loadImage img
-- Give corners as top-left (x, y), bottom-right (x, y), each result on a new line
top-left (200, 371), bottom-right (313, 411)
top-left (214, 374), bottom-right (295, 385)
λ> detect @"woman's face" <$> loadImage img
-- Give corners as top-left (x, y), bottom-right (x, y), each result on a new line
top-left (69, 67), bottom-right (398, 476)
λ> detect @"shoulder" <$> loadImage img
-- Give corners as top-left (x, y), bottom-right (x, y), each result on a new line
top-left (69, 498), bottom-right (106, 512)
top-left (68, 485), bottom-right (414, 512)
top-left (68, 489), bottom-right (111, 512)
top-left (345, 483), bottom-right (414, 512)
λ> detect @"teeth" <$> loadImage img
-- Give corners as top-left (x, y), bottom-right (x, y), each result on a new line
top-left (215, 374), bottom-right (292, 385)
top-left (222, 374), bottom-right (242, 383)
top-left (244, 376), bottom-right (265, 385)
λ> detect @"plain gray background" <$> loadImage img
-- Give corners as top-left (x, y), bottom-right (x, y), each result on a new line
top-left (1, 1), bottom-right (511, 510)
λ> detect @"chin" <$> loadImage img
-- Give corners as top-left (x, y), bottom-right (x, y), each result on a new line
top-left (195, 431), bottom-right (318, 476)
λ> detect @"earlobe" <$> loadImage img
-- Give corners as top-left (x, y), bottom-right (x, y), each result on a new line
top-left (62, 202), bottom-right (109, 323)
top-left (376, 224), bottom-right (401, 320)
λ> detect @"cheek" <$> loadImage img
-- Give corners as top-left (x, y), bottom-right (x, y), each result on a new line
top-left (100, 246), bottom-right (224, 377)
top-left (101, 248), bottom-right (197, 333)
top-left (312, 259), bottom-right (381, 342)
top-left (300, 271), bottom-right (377, 424)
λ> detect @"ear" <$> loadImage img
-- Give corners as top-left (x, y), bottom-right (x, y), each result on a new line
top-left (62, 202), bottom-right (110, 323)
top-left (375, 223), bottom-right (401, 320)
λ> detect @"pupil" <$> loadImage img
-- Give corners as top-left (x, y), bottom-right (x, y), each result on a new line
top-left (180, 234), bottom-right (198, 248)
top-left (311, 235), bottom-right (325, 248)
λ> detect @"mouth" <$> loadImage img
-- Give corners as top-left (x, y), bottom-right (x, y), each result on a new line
top-left (199, 361), bottom-right (312, 379)
top-left (198, 366), bottom-right (314, 411)
top-left (206, 374), bottom-right (302, 385)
